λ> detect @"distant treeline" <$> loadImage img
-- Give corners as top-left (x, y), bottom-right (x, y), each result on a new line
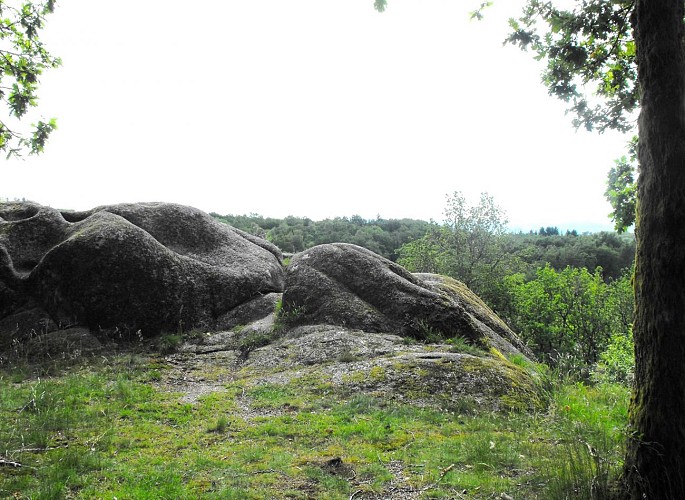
top-left (211, 213), bottom-right (432, 261)
top-left (502, 230), bottom-right (634, 280)
top-left (211, 213), bottom-right (635, 278)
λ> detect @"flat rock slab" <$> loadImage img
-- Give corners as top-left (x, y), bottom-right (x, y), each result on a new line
top-left (162, 324), bottom-right (542, 414)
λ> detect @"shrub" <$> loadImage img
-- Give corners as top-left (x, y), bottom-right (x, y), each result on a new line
top-left (505, 266), bottom-right (633, 369)
top-left (592, 329), bottom-right (634, 385)
top-left (237, 331), bottom-right (276, 361)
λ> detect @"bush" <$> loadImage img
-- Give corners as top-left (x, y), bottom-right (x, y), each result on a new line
top-left (505, 266), bottom-right (633, 369)
top-left (592, 329), bottom-right (634, 385)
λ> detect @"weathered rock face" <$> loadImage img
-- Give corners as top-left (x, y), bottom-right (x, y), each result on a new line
top-left (2, 203), bottom-right (531, 366)
top-left (282, 243), bottom-right (532, 358)
top-left (0, 202), bottom-right (284, 343)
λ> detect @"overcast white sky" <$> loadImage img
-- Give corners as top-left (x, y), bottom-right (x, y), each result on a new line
top-left (4, 0), bottom-right (633, 232)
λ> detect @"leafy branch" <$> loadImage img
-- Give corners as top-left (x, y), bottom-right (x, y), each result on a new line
top-left (0, 0), bottom-right (60, 157)
top-left (505, 0), bottom-right (637, 133)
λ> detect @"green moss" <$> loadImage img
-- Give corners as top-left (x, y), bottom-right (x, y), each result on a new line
top-left (287, 372), bottom-right (334, 395)
top-left (458, 355), bottom-right (545, 412)
top-left (489, 347), bottom-right (508, 362)
top-left (369, 365), bottom-right (386, 381)
top-left (436, 275), bottom-right (510, 331)
top-left (501, 368), bottom-right (546, 412)
top-left (342, 371), bottom-right (369, 384)
top-left (391, 358), bottom-right (416, 371)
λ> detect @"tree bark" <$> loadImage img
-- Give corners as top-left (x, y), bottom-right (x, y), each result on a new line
top-left (624, 0), bottom-right (685, 498)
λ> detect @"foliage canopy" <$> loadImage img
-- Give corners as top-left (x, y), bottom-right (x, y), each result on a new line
top-left (506, 265), bottom-right (633, 368)
top-left (212, 212), bottom-right (432, 261)
top-left (604, 135), bottom-right (637, 232)
top-left (0, 0), bottom-right (60, 157)
top-left (506, 0), bottom-right (637, 133)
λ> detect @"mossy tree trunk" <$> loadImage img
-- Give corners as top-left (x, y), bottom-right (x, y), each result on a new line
top-left (623, 0), bottom-right (685, 497)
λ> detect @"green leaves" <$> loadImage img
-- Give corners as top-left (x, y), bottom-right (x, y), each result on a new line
top-left (507, 0), bottom-right (637, 133)
top-left (398, 191), bottom-right (512, 307)
top-left (0, 0), bottom-right (60, 157)
top-left (604, 136), bottom-right (637, 232)
top-left (376, 0), bottom-right (638, 134)
top-left (374, 0), bottom-right (387, 13)
top-left (506, 265), bottom-right (633, 367)
top-left (470, 2), bottom-right (493, 21)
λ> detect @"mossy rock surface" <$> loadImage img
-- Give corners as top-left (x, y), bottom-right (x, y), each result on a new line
top-left (167, 324), bottom-right (544, 413)
top-left (416, 273), bottom-right (534, 358)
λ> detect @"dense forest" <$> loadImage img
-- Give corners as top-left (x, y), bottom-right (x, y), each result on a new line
top-left (210, 213), bottom-right (433, 261)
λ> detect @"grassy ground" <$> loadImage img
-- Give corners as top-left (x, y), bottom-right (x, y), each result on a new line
top-left (0, 349), bottom-right (629, 499)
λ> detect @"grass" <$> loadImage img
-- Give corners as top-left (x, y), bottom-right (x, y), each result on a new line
top-left (0, 350), bottom-right (630, 499)
top-left (445, 336), bottom-right (487, 356)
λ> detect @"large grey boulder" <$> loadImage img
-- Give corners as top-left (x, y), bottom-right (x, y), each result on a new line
top-left (281, 243), bottom-right (532, 358)
top-left (0, 202), bottom-right (284, 343)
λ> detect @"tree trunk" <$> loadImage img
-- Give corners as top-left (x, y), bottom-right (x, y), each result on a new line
top-left (623, 0), bottom-right (685, 498)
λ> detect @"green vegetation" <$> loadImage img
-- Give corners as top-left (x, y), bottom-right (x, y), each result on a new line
top-left (445, 337), bottom-right (486, 357)
top-left (212, 213), bottom-right (432, 260)
top-left (593, 328), bottom-right (635, 385)
top-left (213, 206), bottom-right (633, 275)
top-left (399, 192), bottom-right (510, 305)
top-left (237, 330), bottom-right (278, 361)
top-left (390, 192), bottom-right (635, 378)
top-left (0, 351), bottom-right (629, 499)
top-left (217, 180), bottom-right (642, 493)
top-left (8, 0), bottom-right (678, 494)
top-left (235, 299), bottom-right (307, 360)
top-left (215, 192), bottom-right (636, 383)
top-left (604, 136), bottom-right (638, 233)
top-left (156, 332), bottom-right (183, 354)
top-left (0, 0), bottom-right (61, 157)
top-left (505, 265), bottom-right (633, 370)
top-left (498, 0), bottom-right (685, 489)
top-left (397, 193), bottom-right (633, 284)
